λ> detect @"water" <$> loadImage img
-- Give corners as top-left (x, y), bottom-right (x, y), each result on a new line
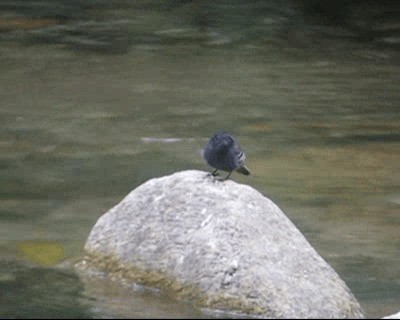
top-left (1, 1), bottom-right (399, 318)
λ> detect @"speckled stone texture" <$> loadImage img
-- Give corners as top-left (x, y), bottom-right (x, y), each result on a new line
top-left (81, 170), bottom-right (364, 318)
top-left (383, 311), bottom-right (400, 319)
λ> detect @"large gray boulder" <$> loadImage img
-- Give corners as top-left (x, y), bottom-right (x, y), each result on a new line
top-left (79, 170), bottom-right (364, 318)
top-left (384, 311), bottom-right (400, 319)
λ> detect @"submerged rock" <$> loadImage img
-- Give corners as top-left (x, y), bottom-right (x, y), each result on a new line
top-left (78, 170), bottom-right (364, 318)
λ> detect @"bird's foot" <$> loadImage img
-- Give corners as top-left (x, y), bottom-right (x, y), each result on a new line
top-left (210, 169), bottom-right (219, 177)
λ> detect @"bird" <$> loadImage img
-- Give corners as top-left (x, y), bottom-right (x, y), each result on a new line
top-left (203, 131), bottom-right (250, 180)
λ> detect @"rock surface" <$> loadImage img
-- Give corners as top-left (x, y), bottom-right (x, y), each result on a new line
top-left (79, 170), bottom-right (364, 318)
top-left (383, 311), bottom-right (400, 319)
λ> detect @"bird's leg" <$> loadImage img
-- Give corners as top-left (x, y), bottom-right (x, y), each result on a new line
top-left (211, 169), bottom-right (219, 176)
top-left (223, 171), bottom-right (233, 181)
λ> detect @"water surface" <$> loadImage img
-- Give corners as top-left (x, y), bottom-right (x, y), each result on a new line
top-left (1, 1), bottom-right (399, 318)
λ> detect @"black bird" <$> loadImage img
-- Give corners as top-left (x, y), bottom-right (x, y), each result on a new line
top-left (203, 131), bottom-right (250, 180)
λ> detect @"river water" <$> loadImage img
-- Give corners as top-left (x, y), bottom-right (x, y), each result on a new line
top-left (1, 1), bottom-right (399, 318)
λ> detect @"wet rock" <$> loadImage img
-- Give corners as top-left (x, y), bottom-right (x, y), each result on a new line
top-left (78, 170), bottom-right (364, 318)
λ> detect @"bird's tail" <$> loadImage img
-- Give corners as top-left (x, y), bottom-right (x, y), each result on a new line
top-left (236, 165), bottom-right (250, 175)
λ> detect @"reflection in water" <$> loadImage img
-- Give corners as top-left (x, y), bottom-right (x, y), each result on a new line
top-left (78, 269), bottom-right (206, 319)
top-left (0, 262), bottom-right (90, 319)
top-left (0, 0), bottom-right (399, 318)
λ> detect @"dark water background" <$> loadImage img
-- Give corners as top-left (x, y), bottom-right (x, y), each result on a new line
top-left (1, 0), bottom-right (399, 318)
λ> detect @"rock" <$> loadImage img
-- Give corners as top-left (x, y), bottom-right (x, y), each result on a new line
top-left (78, 170), bottom-right (364, 318)
top-left (383, 311), bottom-right (400, 319)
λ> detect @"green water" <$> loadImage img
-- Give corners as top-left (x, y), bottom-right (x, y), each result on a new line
top-left (1, 1), bottom-right (399, 318)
